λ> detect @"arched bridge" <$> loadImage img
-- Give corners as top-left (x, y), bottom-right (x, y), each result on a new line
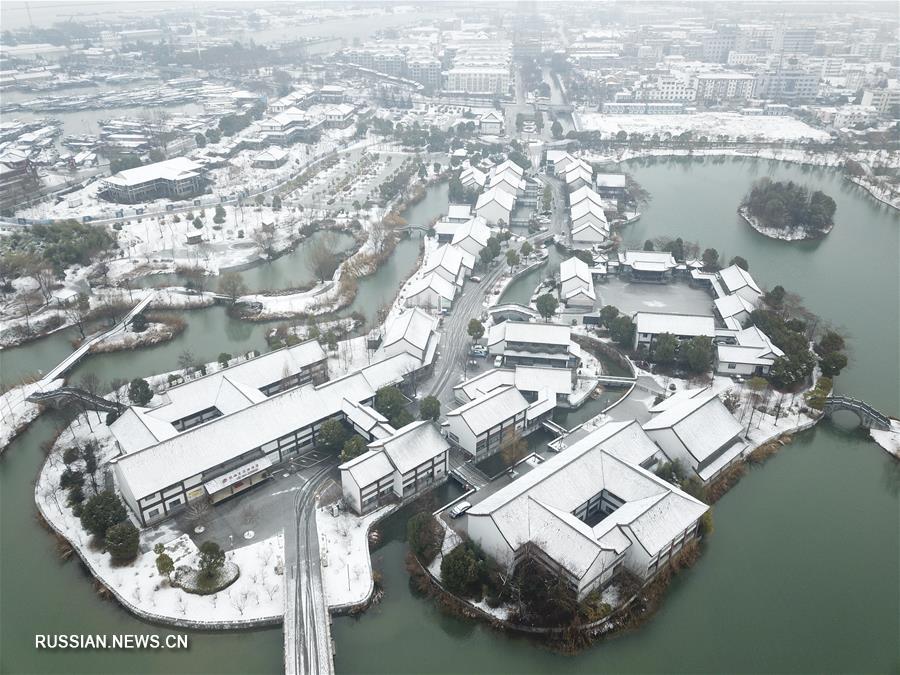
top-left (822, 396), bottom-right (891, 430)
top-left (27, 387), bottom-right (125, 415)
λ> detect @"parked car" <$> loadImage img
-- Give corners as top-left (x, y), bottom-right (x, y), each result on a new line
top-left (449, 501), bottom-right (472, 518)
top-left (469, 275), bottom-right (482, 283)
top-left (494, 355), bottom-right (504, 368)
top-left (471, 345), bottom-right (487, 357)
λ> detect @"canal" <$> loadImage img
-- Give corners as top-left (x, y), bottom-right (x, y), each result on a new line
top-left (0, 158), bottom-right (897, 674)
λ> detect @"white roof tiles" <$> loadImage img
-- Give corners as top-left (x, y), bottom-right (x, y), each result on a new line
top-left (560, 256), bottom-right (592, 285)
top-left (634, 312), bottom-right (716, 338)
top-left (569, 185), bottom-right (605, 208)
top-left (621, 250), bottom-right (677, 271)
top-left (571, 198), bottom-right (608, 224)
top-left (115, 372), bottom-right (376, 500)
top-left (451, 216), bottom-right (491, 248)
top-left (488, 320), bottom-right (572, 347)
top-left (446, 385), bottom-right (529, 436)
top-left (475, 186), bottom-right (516, 212)
top-left (105, 157), bottom-right (202, 187)
top-left (341, 449), bottom-right (394, 488)
top-left (718, 265), bottom-right (762, 296)
top-left (643, 390), bottom-right (744, 463)
top-left (714, 293), bottom-right (755, 319)
top-left (381, 307), bottom-right (437, 353)
top-left (368, 421), bottom-right (449, 475)
top-left (468, 420), bottom-right (708, 567)
top-left (406, 272), bottom-right (456, 302)
top-left (422, 244), bottom-right (464, 279)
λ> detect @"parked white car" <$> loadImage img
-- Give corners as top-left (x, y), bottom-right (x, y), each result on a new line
top-left (449, 501), bottom-right (472, 518)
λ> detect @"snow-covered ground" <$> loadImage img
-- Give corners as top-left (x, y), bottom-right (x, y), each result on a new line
top-left (316, 503), bottom-right (396, 609)
top-left (580, 145), bottom-right (900, 171)
top-left (89, 321), bottom-right (181, 354)
top-left (870, 421), bottom-right (900, 459)
top-left (0, 378), bottom-right (63, 452)
top-left (35, 409), bottom-right (286, 625)
top-left (577, 111), bottom-right (831, 142)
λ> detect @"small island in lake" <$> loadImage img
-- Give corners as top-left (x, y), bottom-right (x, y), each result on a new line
top-left (740, 177), bottom-right (837, 241)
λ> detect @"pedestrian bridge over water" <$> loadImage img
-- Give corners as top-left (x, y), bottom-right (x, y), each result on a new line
top-left (822, 396), bottom-right (891, 431)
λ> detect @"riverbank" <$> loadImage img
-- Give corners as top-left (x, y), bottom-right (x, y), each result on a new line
top-left (581, 144), bottom-right (900, 173)
top-left (738, 206), bottom-right (833, 242)
top-left (847, 175), bottom-right (900, 211)
top-left (34, 407), bottom-right (287, 628)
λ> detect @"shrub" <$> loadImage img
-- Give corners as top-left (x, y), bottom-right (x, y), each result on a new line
top-left (105, 521), bottom-right (140, 563)
top-left (218, 352), bottom-right (232, 367)
top-left (198, 541), bottom-right (225, 583)
top-left (407, 512), bottom-right (444, 564)
top-left (440, 542), bottom-right (481, 597)
top-left (60, 468), bottom-right (84, 489)
top-left (699, 510), bottom-right (714, 537)
top-left (80, 492), bottom-right (127, 540)
top-left (128, 378), bottom-right (153, 406)
top-left (67, 484), bottom-right (85, 506)
top-left (62, 447), bottom-right (81, 465)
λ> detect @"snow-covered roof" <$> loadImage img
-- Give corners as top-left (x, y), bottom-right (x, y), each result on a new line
top-left (110, 341), bottom-right (327, 453)
top-left (491, 159), bottom-right (524, 177)
top-left (488, 320), bottom-right (572, 347)
top-left (422, 244), bottom-right (465, 280)
top-left (253, 147), bottom-right (288, 163)
top-left (453, 368), bottom-right (516, 401)
top-left (475, 186), bottom-right (515, 212)
top-left (340, 449), bottom-right (394, 488)
top-left (446, 385), bottom-right (529, 436)
top-left (714, 293), bottom-right (755, 320)
top-left (381, 307), bottom-right (437, 355)
top-left (569, 185), bottom-right (605, 208)
top-left (572, 220), bottom-right (609, 238)
top-left (718, 265), bottom-right (762, 296)
top-left (514, 366), bottom-right (573, 396)
top-left (595, 173), bottom-right (626, 188)
top-left (467, 420), bottom-right (708, 573)
top-left (367, 420), bottom-right (449, 475)
top-left (620, 250), bottom-right (677, 271)
top-left (105, 157), bottom-right (202, 187)
top-left (342, 398), bottom-right (391, 434)
top-left (634, 312), bottom-right (716, 338)
top-left (406, 272), bottom-right (456, 302)
top-left (562, 157), bottom-right (593, 176)
top-left (446, 203), bottom-right (472, 220)
top-left (565, 165), bottom-right (594, 185)
top-left (479, 110), bottom-right (504, 123)
top-left (560, 256), bottom-right (592, 285)
top-left (717, 326), bottom-right (783, 365)
top-left (115, 372), bottom-right (376, 500)
top-left (571, 199), bottom-right (608, 224)
top-left (451, 216), bottom-right (491, 248)
top-left (643, 389), bottom-right (744, 463)
top-left (459, 166), bottom-right (486, 187)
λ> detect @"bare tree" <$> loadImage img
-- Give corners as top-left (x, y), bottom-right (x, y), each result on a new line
top-left (66, 292), bottom-right (92, 339)
top-left (309, 233), bottom-right (339, 282)
top-left (177, 349), bottom-right (197, 374)
top-left (252, 221), bottom-right (277, 259)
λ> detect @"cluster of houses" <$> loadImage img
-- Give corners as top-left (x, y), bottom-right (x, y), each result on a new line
top-left (474, 159), bottom-right (527, 225)
top-left (405, 215), bottom-right (492, 312)
top-left (109, 307), bottom-right (443, 526)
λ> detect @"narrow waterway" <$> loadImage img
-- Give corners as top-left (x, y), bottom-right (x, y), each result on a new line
top-left (1, 159), bottom-right (897, 674)
top-left (130, 230), bottom-right (357, 293)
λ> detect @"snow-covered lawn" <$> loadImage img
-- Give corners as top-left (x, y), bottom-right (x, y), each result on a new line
top-left (577, 111), bottom-right (831, 142)
top-left (35, 410), bottom-right (286, 625)
top-left (316, 503), bottom-right (396, 609)
top-left (90, 321), bottom-right (181, 354)
top-left (869, 421), bottom-right (900, 459)
top-left (0, 379), bottom-right (63, 451)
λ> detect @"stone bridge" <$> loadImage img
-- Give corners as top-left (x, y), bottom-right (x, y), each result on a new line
top-left (822, 396), bottom-right (891, 430)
